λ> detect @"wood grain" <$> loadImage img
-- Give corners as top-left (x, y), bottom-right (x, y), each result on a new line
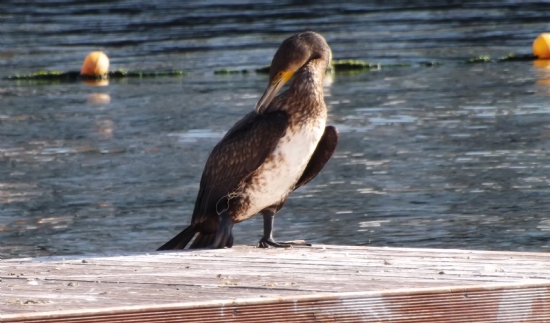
top-left (1, 245), bottom-right (550, 322)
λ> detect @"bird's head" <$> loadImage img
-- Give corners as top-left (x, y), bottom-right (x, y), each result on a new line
top-left (255, 31), bottom-right (331, 114)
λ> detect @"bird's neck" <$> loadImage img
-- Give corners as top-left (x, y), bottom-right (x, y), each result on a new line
top-left (278, 58), bottom-right (328, 121)
top-left (289, 59), bottom-right (326, 97)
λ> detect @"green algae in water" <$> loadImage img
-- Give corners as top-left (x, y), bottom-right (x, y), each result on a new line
top-left (466, 53), bottom-right (536, 63)
top-left (332, 60), bottom-right (412, 72)
top-left (466, 55), bottom-right (492, 63)
top-left (5, 69), bottom-right (187, 81)
top-left (214, 69), bottom-right (249, 75)
top-left (108, 69), bottom-right (187, 78)
top-left (5, 71), bottom-right (82, 80)
top-left (497, 53), bottom-right (537, 62)
top-left (255, 65), bottom-right (271, 74)
top-left (419, 61), bottom-right (442, 67)
top-left (331, 59), bottom-right (381, 72)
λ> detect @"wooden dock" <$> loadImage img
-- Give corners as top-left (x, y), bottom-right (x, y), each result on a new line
top-left (1, 245), bottom-right (550, 322)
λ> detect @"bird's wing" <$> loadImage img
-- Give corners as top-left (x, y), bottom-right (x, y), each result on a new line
top-left (293, 125), bottom-right (339, 190)
top-left (192, 110), bottom-right (288, 226)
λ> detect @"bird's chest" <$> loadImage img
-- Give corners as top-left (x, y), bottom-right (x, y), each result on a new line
top-left (237, 120), bottom-right (325, 221)
top-left (272, 122), bottom-right (325, 178)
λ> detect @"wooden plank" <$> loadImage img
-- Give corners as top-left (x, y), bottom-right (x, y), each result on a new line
top-left (1, 245), bottom-right (550, 322)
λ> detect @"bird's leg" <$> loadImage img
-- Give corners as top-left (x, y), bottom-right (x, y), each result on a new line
top-left (227, 234), bottom-right (234, 248)
top-left (257, 207), bottom-right (310, 248)
top-left (210, 210), bottom-right (234, 249)
top-left (257, 208), bottom-right (284, 248)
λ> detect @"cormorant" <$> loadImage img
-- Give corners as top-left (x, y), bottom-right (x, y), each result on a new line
top-left (157, 31), bottom-right (338, 250)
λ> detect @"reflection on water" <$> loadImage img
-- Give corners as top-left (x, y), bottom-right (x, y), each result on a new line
top-left (168, 129), bottom-right (225, 143)
top-left (2, 1), bottom-right (550, 258)
top-left (534, 60), bottom-right (550, 94)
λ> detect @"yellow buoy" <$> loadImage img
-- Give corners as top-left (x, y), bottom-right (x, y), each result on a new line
top-left (80, 51), bottom-right (110, 76)
top-left (533, 33), bottom-right (550, 59)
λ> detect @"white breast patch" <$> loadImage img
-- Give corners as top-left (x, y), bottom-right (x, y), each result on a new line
top-left (235, 119), bottom-right (326, 222)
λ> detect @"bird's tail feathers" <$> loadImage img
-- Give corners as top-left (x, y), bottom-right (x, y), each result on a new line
top-left (189, 232), bottom-right (217, 249)
top-left (157, 225), bottom-right (197, 250)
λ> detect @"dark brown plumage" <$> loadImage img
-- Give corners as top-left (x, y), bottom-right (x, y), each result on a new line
top-left (157, 31), bottom-right (339, 250)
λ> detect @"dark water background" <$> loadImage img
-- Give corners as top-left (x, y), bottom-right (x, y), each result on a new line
top-left (2, 1), bottom-right (550, 259)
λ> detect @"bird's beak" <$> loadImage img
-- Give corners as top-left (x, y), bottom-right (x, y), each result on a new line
top-left (255, 70), bottom-right (294, 114)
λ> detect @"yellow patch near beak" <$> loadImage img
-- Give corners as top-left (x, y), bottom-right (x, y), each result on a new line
top-left (255, 70), bottom-right (295, 113)
top-left (280, 70), bottom-right (294, 83)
